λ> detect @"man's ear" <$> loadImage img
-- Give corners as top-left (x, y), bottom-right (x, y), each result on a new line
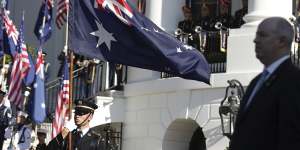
top-left (278, 36), bottom-right (287, 48)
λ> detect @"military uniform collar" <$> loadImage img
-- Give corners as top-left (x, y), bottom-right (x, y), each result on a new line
top-left (79, 127), bottom-right (90, 137)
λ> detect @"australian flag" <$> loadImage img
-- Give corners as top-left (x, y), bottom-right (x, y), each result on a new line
top-left (2, 9), bottom-right (19, 57)
top-left (69, 0), bottom-right (210, 83)
top-left (34, 0), bottom-right (53, 43)
top-left (30, 48), bottom-right (46, 124)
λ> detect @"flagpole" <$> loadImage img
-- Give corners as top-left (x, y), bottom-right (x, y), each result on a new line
top-left (68, 51), bottom-right (73, 150)
top-left (2, 55), bottom-right (5, 67)
top-left (63, 1), bottom-right (73, 149)
top-left (1, 0), bottom-right (5, 86)
top-left (69, 52), bottom-right (73, 119)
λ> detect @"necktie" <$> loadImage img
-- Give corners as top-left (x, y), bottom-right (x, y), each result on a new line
top-left (74, 130), bottom-right (82, 148)
top-left (244, 70), bottom-right (269, 110)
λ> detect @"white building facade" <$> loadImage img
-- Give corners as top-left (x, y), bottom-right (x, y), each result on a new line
top-left (92, 0), bottom-right (296, 150)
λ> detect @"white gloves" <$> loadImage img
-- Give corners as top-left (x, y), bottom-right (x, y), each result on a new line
top-left (63, 119), bottom-right (76, 131)
top-left (4, 126), bottom-right (13, 138)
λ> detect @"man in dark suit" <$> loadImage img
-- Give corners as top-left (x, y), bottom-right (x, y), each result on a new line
top-left (46, 100), bottom-right (106, 150)
top-left (229, 17), bottom-right (300, 150)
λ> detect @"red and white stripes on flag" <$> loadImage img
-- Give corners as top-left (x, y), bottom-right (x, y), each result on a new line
top-left (52, 62), bottom-right (70, 138)
top-left (7, 55), bottom-right (23, 108)
top-left (56, 0), bottom-right (70, 29)
top-left (7, 12), bottom-right (31, 108)
top-left (19, 39), bottom-right (30, 79)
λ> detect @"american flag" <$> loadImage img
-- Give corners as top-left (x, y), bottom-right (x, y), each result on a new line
top-left (52, 60), bottom-right (69, 138)
top-left (7, 54), bottom-right (22, 108)
top-left (7, 13), bottom-right (31, 108)
top-left (56, 0), bottom-right (70, 29)
top-left (18, 15), bottom-right (31, 79)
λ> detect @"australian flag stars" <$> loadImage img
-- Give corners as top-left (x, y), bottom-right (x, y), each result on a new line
top-left (34, 0), bottom-right (53, 43)
top-left (69, 0), bottom-right (210, 83)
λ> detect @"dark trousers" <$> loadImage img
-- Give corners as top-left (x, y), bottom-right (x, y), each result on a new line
top-left (0, 129), bottom-right (5, 150)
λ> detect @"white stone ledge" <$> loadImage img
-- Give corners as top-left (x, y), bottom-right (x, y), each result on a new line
top-left (124, 72), bottom-right (259, 97)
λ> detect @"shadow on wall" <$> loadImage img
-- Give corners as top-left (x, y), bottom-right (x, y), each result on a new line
top-left (204, 123), bottom-right (225, 148)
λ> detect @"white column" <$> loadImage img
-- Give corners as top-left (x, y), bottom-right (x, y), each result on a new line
top-left (145, 0), bottom-right (163, 27)
top-left (243, 0), bottom-right (293, 27)
top-left (145, 0), bottom-right (184, 31)
top-left (127, 0), bottom-right (184, 83)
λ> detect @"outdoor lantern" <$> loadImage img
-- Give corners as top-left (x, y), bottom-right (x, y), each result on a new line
top-left (219, 79), bottom-right (244, 139)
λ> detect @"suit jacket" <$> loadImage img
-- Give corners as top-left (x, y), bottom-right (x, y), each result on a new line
top-left (230, 59), bottom-right (300, 150)
top-left (46, 129), bottom-right (106, 150)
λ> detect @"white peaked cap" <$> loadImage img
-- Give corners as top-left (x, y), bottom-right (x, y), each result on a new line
top-left (17, 111), bottom-right (28, 118)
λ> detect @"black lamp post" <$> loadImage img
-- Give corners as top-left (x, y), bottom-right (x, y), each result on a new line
top-left (219, 79), bottom-right (244, 139)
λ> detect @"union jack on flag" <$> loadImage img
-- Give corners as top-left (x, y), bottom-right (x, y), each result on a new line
top-left (2, 10), bottom-right (19, 57)
top-left (35, 50), bottom-right (44, 79)
top-left (96, 0), bottom-right (133, 25)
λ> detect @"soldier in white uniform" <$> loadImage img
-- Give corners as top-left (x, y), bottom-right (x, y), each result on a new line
top-left (4, 111), bottom-right (32, 150)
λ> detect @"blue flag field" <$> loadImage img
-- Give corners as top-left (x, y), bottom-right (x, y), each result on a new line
top-left (69, 0), bottom-right (210, 83)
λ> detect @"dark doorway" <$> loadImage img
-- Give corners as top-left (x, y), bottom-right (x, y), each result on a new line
top-left (189, 127), bottom-right (207, 150)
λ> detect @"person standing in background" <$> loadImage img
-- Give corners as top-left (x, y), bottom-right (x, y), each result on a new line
top-left (5, 111), bottom-right (32, 150)
top-left (35, 129), bottom-right (47, 150)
